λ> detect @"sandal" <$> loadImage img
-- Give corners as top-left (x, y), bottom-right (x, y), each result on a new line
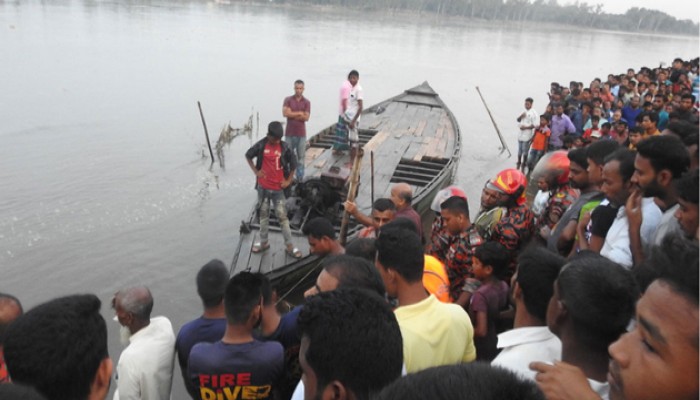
top-left (252, 242), bottom-right (270, 254)
top-left (286, 246), bottom-right (303, 259)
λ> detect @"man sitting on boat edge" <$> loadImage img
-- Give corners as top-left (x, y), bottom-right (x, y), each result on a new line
top-left (245, 121), bottom-right (303, 259)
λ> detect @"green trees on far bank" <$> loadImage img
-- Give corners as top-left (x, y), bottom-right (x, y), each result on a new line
top-left (277, 0), bottom-right (698, 36)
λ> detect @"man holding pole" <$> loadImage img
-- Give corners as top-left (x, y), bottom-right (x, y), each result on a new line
top-left (283, 79), bottom-right (310, 182)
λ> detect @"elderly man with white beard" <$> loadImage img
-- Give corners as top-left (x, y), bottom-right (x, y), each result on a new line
top-left (112, 286), bottom-right (175, 400)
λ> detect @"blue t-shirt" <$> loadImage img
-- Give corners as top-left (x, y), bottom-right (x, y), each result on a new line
top-left (257, 306), bottom-right (303, 400)
top-left (175, 317), bottom-right (227, 398)
top-left (188, 340), bottom-right (284, 400)
top-left (258, 305), bottom-right (302, 348)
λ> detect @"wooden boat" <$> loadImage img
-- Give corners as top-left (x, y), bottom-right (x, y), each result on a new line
top-left (230, 82), bottom-right (461, 302)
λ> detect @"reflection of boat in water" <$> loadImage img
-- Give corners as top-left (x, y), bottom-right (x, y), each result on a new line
top-left (230, 82), bottom-right (461, 301)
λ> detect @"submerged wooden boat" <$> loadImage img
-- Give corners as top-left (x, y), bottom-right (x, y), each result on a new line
top-left (230, 82), bottom-right (461, 302)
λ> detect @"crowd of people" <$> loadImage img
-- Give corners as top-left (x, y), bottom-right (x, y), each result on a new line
top-left (0, 58), bottom-right (698, 400)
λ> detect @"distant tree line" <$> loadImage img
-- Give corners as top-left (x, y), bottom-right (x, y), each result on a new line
top-left (273, 0), bottom-right (698, 36)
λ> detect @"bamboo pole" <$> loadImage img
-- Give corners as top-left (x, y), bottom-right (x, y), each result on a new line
top-left (475, 86), bottom-right (512, 157)
top-left (197, 101), bottom-right (215, 163)
top-left (339, 147), bottom-right (364, 246)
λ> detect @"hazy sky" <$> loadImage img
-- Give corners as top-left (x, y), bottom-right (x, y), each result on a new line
top-left (561, 0), bottom-right (699, 24)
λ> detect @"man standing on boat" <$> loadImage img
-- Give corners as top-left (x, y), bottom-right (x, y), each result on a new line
top-left (283, 79), bottom-right (310, 182)
top-left (245, 122), bottom-right (303, 259)
top-left (334, 70), bottom-right (363, 156)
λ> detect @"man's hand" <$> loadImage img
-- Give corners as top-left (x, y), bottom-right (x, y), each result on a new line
top-left (344, 201), bottom-right (357, 215)
top-left (255, 169), bottom-right (265, 179)
top-left (577, 211), bottom-right (591, 235)
top-left (625, 188), bottom-right (643, 230)
top-left (529, 361), bottom-right (601, 400)
top-left (281, 178), bottom-right (293, 189)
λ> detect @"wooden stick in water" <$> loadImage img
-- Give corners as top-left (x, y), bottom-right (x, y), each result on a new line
top-left (198, 101), bottom-right (215, 163)
top-left (475, 86), bottom-right (512, 157)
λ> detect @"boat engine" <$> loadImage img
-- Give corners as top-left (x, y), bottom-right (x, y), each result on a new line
top-left (289, 178), bottom-right (342, 229)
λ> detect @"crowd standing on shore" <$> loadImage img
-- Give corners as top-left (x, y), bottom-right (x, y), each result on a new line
top-left (0, 58), bottom-right (698, 400)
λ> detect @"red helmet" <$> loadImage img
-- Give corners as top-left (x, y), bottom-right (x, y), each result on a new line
top-left (544, 150), bottom-right (571, 185)
top-left (489, 168), bottom-right (528, 205)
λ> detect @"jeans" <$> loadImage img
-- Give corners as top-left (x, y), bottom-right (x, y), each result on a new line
top-left (257, 187), bottom-right (293, 247)
top-left (517, 140), bottom-right (530, 157)
top-left (528, 149), bottom-right (544, 170)
top-left (286, 136), bottom-right (305, 181)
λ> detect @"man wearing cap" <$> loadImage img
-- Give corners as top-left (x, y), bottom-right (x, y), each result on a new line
top-left (245, 122), bottom-right (302, 258)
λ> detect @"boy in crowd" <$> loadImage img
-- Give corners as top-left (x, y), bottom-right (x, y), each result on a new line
top-left (297, 288), bottom-right (403, 400)
top-left (188, 272), bottom-right (284, 400)
top-left (537, 152), bottom-right (577, 241)
top-left (4, 295), bottom-right (113, 400)
top-left (176, 260), bottom-right (228, 399)
top-left (636, 111), bottom-right (661, 138)
top-left (533, 254), bottom-right (638, 398)
top-left (430, 196), bottom-right (482, 303)
top-left (492, 247), bottom-right (564, 381)
top-left (574, 140), bottom-right (620, 254)
top-left (627, 126), bottom-right (644, 150)
top-left (467, 242), bottom-right (509, 361)
top-left (527, 114), bottom-right (551, 172)
top-left (376, 224), bottom-right (476, 373)
top-left (582, 115), bottom-right (601, 142)
top-left (302, 217), bottom-right (344, 257)
top-left (547, 148), bottom-right (601, 256)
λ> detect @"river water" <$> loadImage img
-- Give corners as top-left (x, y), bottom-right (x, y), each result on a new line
top-left (0, 1), bottom-right (697, 397)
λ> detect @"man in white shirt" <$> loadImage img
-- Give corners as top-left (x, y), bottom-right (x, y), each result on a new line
top-left (531, 254), bottom-right (638, 400)
top-left (516, 97), bottom-right (539, 172)
top-left (627, 136), bottom-right (690, 263)
top-left (599, 149), bottom-right (661, 268)
top-left (333, 70), bottom-right (363, 156)
top-left (112, 287), bottom-right (175, 400)
top-left (492, 247), bottom-right (564, 381)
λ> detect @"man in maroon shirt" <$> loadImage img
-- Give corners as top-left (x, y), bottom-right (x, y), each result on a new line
top-left (282, 80), bottom-right (310, 182)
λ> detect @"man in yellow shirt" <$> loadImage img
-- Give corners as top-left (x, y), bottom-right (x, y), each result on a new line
top-left (375, 222), bottom-right (476, 373)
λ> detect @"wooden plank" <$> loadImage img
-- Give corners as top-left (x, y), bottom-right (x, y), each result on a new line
top-left (305, 147), bottom-right (325, 162)
top-left (413, 119), bottom-right (428, 137)
top-left (363, 131), bottom-right (390, 153)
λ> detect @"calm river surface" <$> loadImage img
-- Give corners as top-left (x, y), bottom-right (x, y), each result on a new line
top-left (1, 0), bottom-right (697, 396)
